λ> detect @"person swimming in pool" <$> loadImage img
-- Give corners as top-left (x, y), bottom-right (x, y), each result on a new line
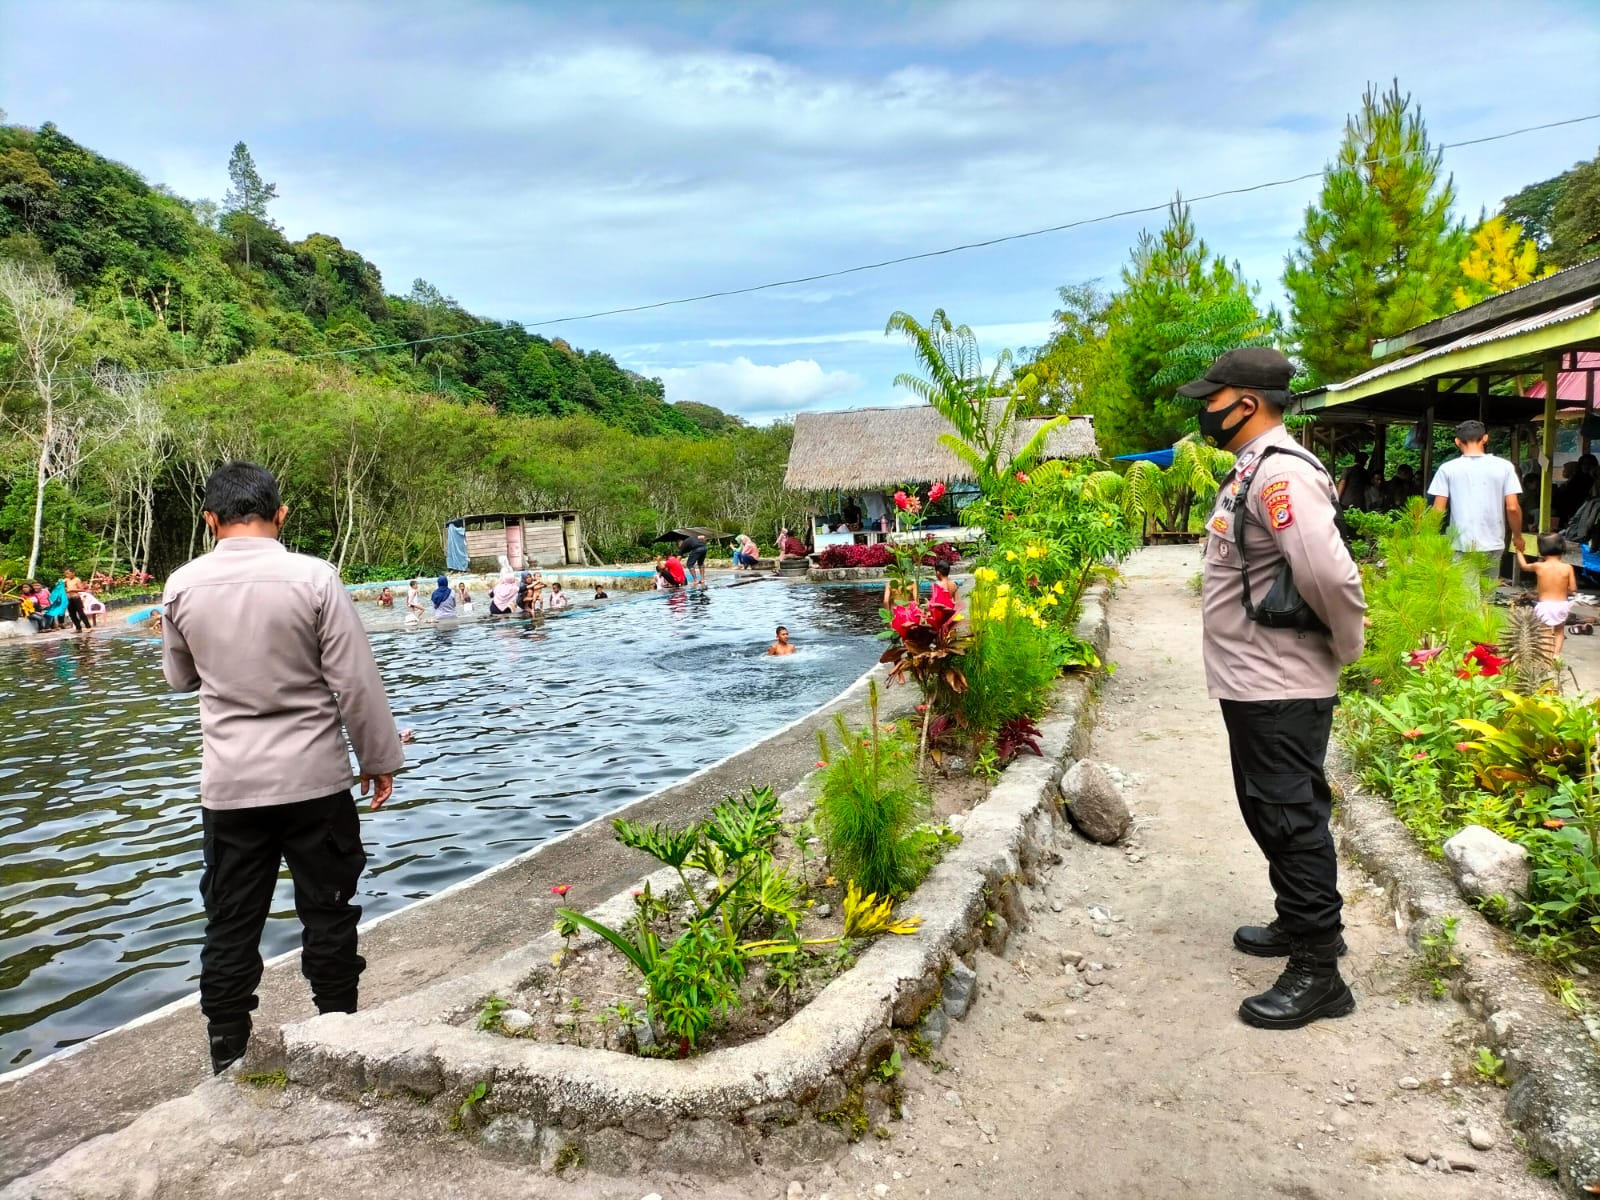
top-left (766, 625), bottom-right (796, 656)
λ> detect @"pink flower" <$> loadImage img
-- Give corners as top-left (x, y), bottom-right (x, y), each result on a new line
top-left (550, 884), bottom-right (571, 896)
top-left (1455, 741), bottom-right (1473, 753)
top-left (1412, 752), bottom-right (1429, 761)
top-left (905, 495), bottom-right (922, 514)
top-left (1015, 471), bottom-right (1030, 483)
top-left (815, 760), bottom-right (826, 768)
top-left (890, 602), bottom-right (926, 636)
top-left (929, 481), bottom-right (947, 502)
top-left (1401, 728), bottom-right (1423, 739)
top-left (893, 491), bottom-right (910, 511)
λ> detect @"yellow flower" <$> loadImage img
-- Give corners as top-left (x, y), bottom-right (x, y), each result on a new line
top-left (1052, 580), bottom-right (1065, 594)
top-left (1042, 594), bottom-right (1058, 607)
top-left (975, 566), bottom-right (998, 583)
top-left (988, 599), bottom-right (1008, 621)
top-left (1026, 543), bottom-right (1046, 559)
top-left (1005, 550), bottom-right (1018, 561)
top-left (996, 582), bottom-right (1011, 596)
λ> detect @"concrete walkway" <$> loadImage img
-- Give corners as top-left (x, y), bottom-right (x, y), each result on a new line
top-left (1, 547), bottom-right (1564, 1199)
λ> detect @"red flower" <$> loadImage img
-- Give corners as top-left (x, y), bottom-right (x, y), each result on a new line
top-left (929, 481), bottom-right (947, 502)
top-left (815, 760), bottom-right (826, 768)
top-left (893, 490), bottom-right (910, 511)
top-left (1459, 643), bottom-right (1506, 678)
top-left (890, 602), bottom-right (926, 636)
top-left (905, 495), bottom-right (922, 514)
top-left (1542, 818), bottom-right (1565, 830)
top-left (1406, 647), bottom-right (1444, 668)
top-left (1015, 471), bottom-right (1030, 483)
top-left (1455, 741), bottom-right (1473, 753)
top-left (1412, 752), bottom-right (1429, 761)
top-left (1372, 677), bottom-right (1383, 685)
top-left (1401, 728), bottom-right (1423, 739)
top-left (550, 884), bottom-right (571, 896)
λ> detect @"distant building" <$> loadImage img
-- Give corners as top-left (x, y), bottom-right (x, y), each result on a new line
top-left (444, 512), bottom-right (584, 572)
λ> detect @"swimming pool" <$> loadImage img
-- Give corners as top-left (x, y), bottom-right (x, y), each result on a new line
top-left (0, 582), bottom-right (884, 1068)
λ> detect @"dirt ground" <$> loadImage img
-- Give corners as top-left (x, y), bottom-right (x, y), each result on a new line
top-left (2, 546), bottom-right (1567, 1200)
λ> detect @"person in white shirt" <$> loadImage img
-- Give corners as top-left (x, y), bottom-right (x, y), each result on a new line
top-left (1427, 420), bottom-right (1523, 580)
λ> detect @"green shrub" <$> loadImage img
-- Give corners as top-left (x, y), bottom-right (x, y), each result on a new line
top-left (949, 581), bottom-right (1059, 748)
top-left (1356, 499), bottom-right (1500, 688)
top-left (816, 682), bottom-right (930, 899)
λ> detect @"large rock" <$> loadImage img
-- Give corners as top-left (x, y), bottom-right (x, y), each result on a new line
top-left (1442, 825), bottom-right (1529, 906)
top-left (1061, 760), bottom-right (1131, 844)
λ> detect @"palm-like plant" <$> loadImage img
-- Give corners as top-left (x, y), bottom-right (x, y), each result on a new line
top-left (886, 309), bottom-right (1065, 497)
top-left (1081, 437), bottom-right (1233, 537)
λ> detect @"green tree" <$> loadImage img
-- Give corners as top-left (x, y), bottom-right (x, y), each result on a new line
top-left (1546, 148), bottom-right (1600, 268)
top-left (1086, 196), bottom-right (1267, 455)
top-left (221, 141), bottom-right (278, 268)
top-left (1284, 80), bottom-right (1465, 384)
top-left (1016, 281), bottom-right (1115, 416)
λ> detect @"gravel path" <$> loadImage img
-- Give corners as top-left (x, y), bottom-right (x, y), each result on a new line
top-left (2, 547), bottom-right (1564, 1200)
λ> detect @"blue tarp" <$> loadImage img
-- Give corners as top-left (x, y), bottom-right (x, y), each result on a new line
top-left (445, 522), bottom-right (469, 572)
top-left (1113, 448), bottom-right (1176, 467)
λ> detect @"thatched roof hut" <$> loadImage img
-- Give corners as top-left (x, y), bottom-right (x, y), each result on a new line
top-left (783, 405), bottom-right (1099, 492)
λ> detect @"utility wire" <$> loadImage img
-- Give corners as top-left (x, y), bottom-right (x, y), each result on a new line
top-left (61, 111), bottom-right (1600, 386)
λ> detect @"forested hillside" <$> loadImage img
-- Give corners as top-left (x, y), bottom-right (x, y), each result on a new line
top-left (0, 123), bottom-right (704, 436)
top-left (0, 123), bottom-right (792, 578)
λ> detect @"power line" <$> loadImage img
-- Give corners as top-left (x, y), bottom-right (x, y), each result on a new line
top-left (63, 110), bottom-right (1600, 386)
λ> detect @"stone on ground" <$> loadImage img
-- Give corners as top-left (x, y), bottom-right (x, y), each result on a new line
top-left (1442, 824), bottom-right (1530, 905)
top-left (1059, 759), bottom-right (1130, 843)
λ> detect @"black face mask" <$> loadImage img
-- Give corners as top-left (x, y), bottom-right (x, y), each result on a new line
top-left (1197, 395), bottom-right (1255, 448)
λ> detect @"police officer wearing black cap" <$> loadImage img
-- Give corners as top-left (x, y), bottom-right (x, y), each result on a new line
top-left (1182, 348), bottom-right (1367, 1029)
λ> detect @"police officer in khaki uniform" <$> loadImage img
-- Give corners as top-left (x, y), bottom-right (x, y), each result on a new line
top-left (1181, 348), bottom-right (1366, 1030)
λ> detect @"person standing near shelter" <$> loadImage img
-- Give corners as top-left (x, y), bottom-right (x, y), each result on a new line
top-left (1427, 420), bottom-right (1523, 580)
top-left (1185, 348), bottom-right (1367, 1030)
top-left (161, 462), bottom-right (404, 1075)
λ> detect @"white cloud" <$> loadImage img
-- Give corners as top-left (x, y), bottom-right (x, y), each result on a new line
top-left (654, 357), bottom-right (863, 420)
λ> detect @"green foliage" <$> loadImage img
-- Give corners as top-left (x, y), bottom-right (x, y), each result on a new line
top-left (476, 993), bottom-right (509, 1032)
top-left (885, 308), bottom-right (1063, 496)
top-left (1455, 692), bottom-right (1600, 799)
top-left (1501, 146), bottom-right (1600, 268)
top-left (949, 576), bottom-right (1059, 746)
top-left (1356, 499), bottom-right (1500, 686)
top-left (560, 783), bottom-right (922, 1054)
top-left (1284, 81), bottom-right (1466, 384)
top-left (1082, 437), bottom-right (1234, 537)
top-left (816, 687), bottom-right (932, 900)
top-left (1418, 915), bottom-right (1463, 998)
top-left (450, 1080), bottom-right (490, 1130)
top-left (1472, 1047), bottom-right (1508, 1086)
top-left (239, 1069), bottom-right (287, 1089)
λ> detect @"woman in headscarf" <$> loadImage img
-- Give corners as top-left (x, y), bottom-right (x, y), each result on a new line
top-left (488, 569), bottom-right (519, 615)
top-left (431, 574), bottom-right (458, 618)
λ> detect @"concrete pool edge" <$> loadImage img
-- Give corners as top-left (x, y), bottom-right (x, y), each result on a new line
top-left (0, 646), bottom-right (911, 1181)
top-left (269, 588), bottom-right (1111, 1176)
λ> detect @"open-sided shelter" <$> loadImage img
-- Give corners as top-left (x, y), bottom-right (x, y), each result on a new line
top-left (783, 405), bottom-right (1099, 550)
top-left (444, 511), bottom-right (585, 572)
top-left (1290, 257), bottom-right (1600, 530)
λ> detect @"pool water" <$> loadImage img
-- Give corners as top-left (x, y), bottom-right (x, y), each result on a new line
top-left (0, 582), bottom-right (885, 1068)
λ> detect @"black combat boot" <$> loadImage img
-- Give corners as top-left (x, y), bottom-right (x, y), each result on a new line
top-left (315, 988), bottom-right (358, 1015)
top-left (1233, 920), bottom-right (1347, 958)
top-left (207, 1016), bottom-right (252, 1075)
top-left (1238, 933), bottom-right (1355, 1030)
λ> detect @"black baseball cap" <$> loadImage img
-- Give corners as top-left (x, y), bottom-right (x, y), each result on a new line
top-left (1175, 347), bottom-right (1296, 398)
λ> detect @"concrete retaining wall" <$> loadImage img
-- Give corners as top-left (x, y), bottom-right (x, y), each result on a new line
top-left (278, 591), bottom-right (1108, 1175)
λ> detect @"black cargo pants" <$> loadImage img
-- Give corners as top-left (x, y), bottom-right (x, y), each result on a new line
top-left (1217, 698), bottom-right (1343, 937)
top-left (199, 790), bottom-right (368, 1024)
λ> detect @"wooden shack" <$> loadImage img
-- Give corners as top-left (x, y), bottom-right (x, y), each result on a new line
top-left (444, 512), bottom-right (584, 572)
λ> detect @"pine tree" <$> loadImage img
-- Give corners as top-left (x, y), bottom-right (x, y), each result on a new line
top-left (221, 141), bottom-right (278, 267)
top-left (1284, 81), bottom-right (1465, 384)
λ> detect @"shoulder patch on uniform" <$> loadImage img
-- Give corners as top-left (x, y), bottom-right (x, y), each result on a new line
top-left (1267, 493), bottom-right (1294, 530)
top-left (1236, 450), bottom-right (1257, 472)
top-left (1210, 514), bottom-right (1229, 534)
top-left (1260, 479), bottom-right (1289, 501)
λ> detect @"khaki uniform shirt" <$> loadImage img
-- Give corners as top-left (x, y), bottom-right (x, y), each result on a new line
top-left (162, 537), bottom-right (405, 810)
top-left (1201, 426), bottom-right (1366, 701)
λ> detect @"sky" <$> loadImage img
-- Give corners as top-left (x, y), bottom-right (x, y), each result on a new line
top-left (3, 0), bottom-right (1598, 425)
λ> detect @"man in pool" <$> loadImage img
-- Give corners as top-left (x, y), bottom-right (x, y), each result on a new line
top-left (766, 625), bottom-right (796, 656)
top-left (161, 461), bottom-right (404, 1075)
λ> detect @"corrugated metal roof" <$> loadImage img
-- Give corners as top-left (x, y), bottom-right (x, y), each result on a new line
top-left (1325, 297), bottom-right (1598, 394)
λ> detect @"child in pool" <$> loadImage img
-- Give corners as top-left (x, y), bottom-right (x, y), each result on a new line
top-left (766, 625), bottom-right (796, 656)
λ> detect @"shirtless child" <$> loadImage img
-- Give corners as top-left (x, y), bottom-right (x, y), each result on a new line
top-left (766, 625), bottom-right (796, 656)
top-left (1515, 532), bottom-right (1579, 655)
